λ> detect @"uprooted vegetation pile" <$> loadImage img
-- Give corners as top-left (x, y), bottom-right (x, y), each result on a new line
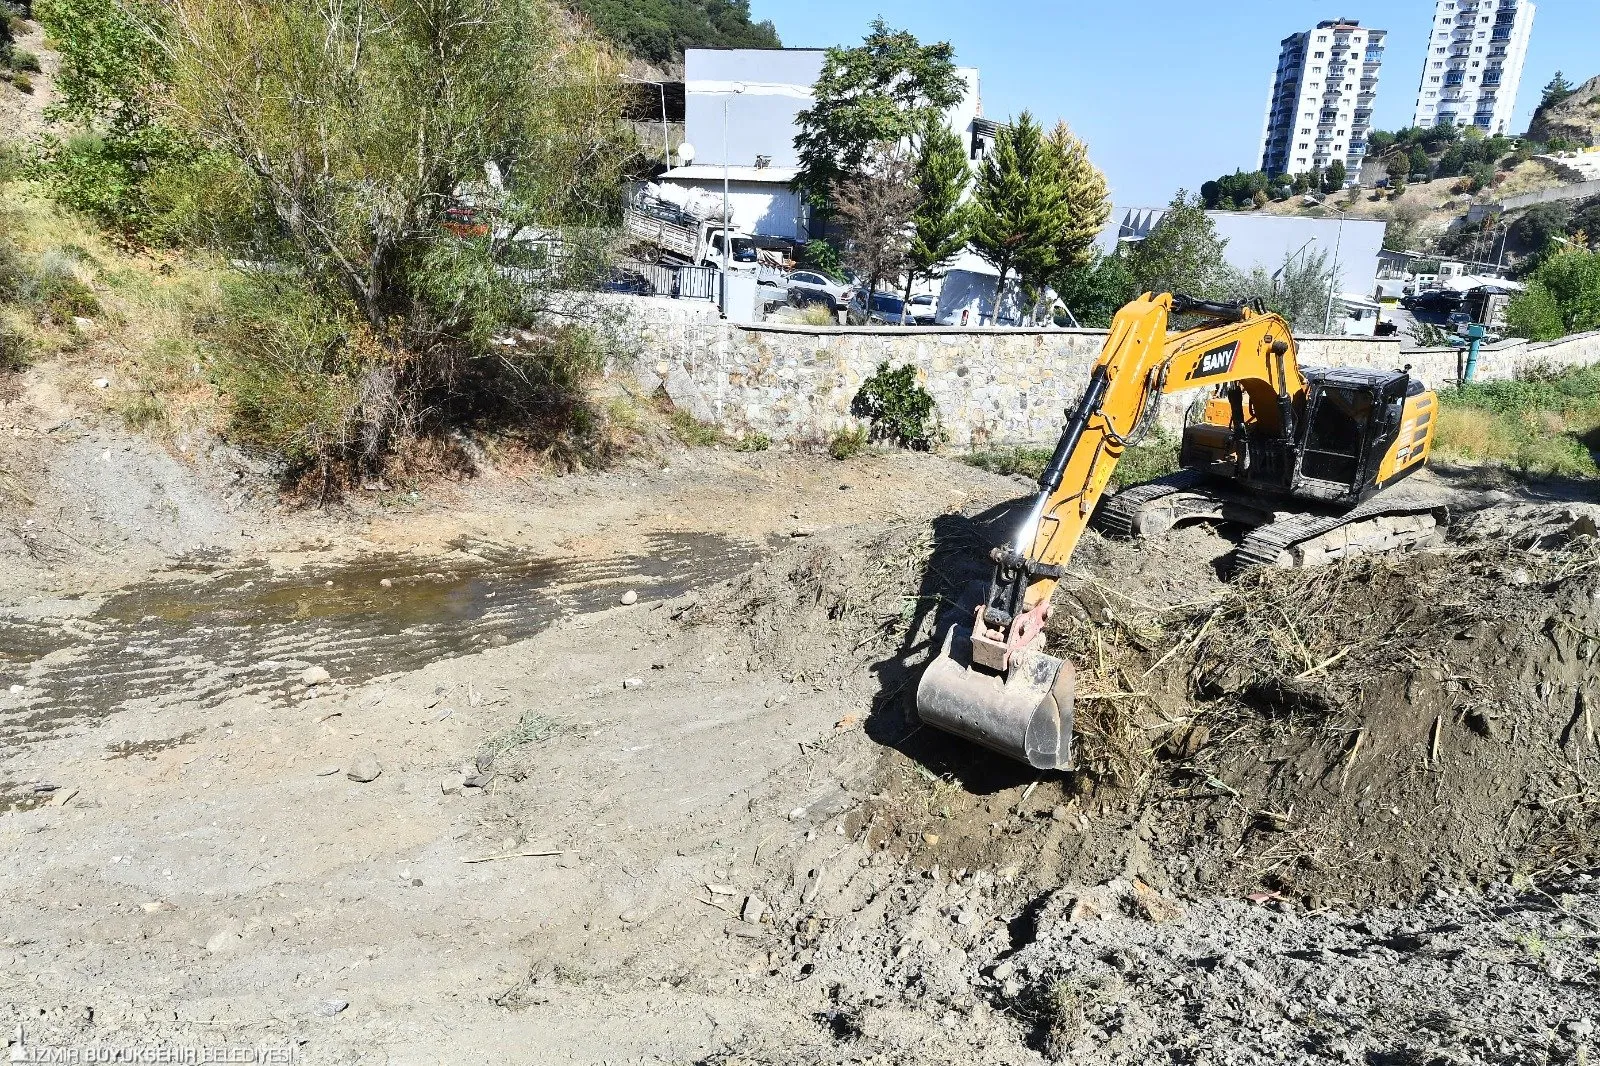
top-left (702, 488), bottom-right (1600, 910)
top-left (1043, 501), bottom-right (1599, 904)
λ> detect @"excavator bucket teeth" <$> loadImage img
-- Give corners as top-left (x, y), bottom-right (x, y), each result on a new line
top-left (915, 623), bottom-right (1075, 771)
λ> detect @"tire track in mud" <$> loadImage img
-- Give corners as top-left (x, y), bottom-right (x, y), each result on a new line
top-left (0, 532), bottom-right (762, 745)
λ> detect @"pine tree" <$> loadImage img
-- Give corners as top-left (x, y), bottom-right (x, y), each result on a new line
top-left (1040, 121), bottom-right (1110, 279)
top-left (1541, 71), bottom-right (1576, 109)
top-left (968, 112), bottom-right (1072, 321)
top-left (901, 119), bottom-right (972, 316)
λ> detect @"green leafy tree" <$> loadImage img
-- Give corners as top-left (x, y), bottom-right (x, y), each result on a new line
top-left (792, 20), bottom-right (962, 206)
top-left (1541, 71), bottom-right (1576, 109)
top-left (1408, 145), bottom-right (1433, 180)
top-left (1224, 247), bottom-right (1338, 334)
top-left (1200, 170), bottom-right (1270, 210)
top-left (571, 0), bottom-right (778, 64)
top-left (33, 0), bottom-right (195, 234)
top-left (165, 0), bottom-right (630, 329)
top-left (1324, 160), bottom-right (1347, 191)
top-left (158, 0), bottom-right (633, 475)
top-left (1052, 250), bottom-right (1136, 328)
top-left (1506, 249), bottom-right (1600, 340)
top-left (901, 118), bottom-right (971, 314)
top-left (1123, 190), bottom-right (1229, 299)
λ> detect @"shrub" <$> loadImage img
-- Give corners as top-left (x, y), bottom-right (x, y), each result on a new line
top-left (827, 426), bottom-right (867, 460)
top-left (733, 431), bottom-right (770, 452)
top-left (32, 252), bottom-right (100, 321)
top-left (0, 320), bottom-right (27, 371)
top-left (850, 362), bottom-right (938, 449)
top-left (1435, 363), bottom-right (1600, 476)
top-left (11, 48), bottom-right (38, 71)
top-left (205, 275), bottom-right (368, 473)
top-left (798, 303), bottom-right (837, 326)
top-left (0, 241), bottom-right (26, 302)
top-left (10, 70), bottom-right (30, 92)
top-left (667, 408), bottom-right (722, 447)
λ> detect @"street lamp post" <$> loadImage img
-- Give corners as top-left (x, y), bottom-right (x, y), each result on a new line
top-left (1323, 214), bottom-right (1346, 334)
top-left (721, 82), bottom-right (747, 272)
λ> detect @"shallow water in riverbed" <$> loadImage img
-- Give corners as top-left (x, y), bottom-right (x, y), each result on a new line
top-left (0, 532), bottom-right (761, 748)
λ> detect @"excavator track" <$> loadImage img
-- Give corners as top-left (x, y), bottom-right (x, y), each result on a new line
top-left (1091, 470), bottom-right (1209, 538)
top-left (1229, 482), bottom-right (1460, 574)
top-left (1098, 474), bottom-right (1485, 576)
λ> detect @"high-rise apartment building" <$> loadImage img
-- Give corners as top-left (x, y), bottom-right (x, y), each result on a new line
top-left (1260, 20), bottom-right (1385, 180)
top-left (1411, 0), bottom-right (1535, 134)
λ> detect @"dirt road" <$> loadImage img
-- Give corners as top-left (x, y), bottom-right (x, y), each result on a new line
top-left (2, 417), bottom-right (1598, 1065)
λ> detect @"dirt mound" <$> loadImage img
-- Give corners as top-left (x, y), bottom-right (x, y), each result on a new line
top-left (836, 492), bottom-right (1600, 908)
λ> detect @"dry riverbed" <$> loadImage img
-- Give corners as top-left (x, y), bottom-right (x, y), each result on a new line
top-left (2, 409), bottom-right (1598, 1065)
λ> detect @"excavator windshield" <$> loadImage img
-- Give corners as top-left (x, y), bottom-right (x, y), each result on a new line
top-left (1302, 386), bottom-right (1376, 485)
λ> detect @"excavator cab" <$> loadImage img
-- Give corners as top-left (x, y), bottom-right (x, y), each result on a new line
top-left (1181, 366), bottom-right (1423, 506)
top-left (1295, 368), bottom-right (1419, 501)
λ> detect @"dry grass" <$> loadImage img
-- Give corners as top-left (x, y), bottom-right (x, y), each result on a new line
top-left (1, 179), bottom-right (226, 437)
top-left (1494, 159), bottom-right (1568, 199)
top-left (798, 303), bottom-right (838, 327)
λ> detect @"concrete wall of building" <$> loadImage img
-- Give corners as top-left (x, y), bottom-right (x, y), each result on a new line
top-left (611, 304), bottom-right (1600, 448)
top-left (658, 178), bottom-right (808, 239)
top-left (684, 50), bottom-right (825, 168)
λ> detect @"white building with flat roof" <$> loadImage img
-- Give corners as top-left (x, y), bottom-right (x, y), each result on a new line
top-left (1260, 19), bottom-right (1385, 180)
top-left (651, 49), bottom-right (985, 242)
top-left (1411, 0), bottom-right (1535, 134)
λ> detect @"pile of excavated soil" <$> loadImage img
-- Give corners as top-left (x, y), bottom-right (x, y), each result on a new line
top-left (836, 489), bottom-right (1600, 909)
top-left (697, 490), bottom-right (1600, 1065)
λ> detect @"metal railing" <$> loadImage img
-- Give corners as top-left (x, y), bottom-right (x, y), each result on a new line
top-left (627, 261), bottom-right (721, 301)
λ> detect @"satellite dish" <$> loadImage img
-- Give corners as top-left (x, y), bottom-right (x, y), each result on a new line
top-left (676, 142), bottom-right (696, 166)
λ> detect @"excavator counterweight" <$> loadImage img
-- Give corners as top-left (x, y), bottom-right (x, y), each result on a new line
top-left (915, 292), bottom-right (1440, 770)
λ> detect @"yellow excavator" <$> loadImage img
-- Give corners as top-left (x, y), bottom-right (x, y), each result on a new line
top-left (917, 292), bottom-right (1443, 771)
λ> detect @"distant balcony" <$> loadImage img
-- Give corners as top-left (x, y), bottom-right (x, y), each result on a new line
top-left (1492, 27), bottom-right (1511, 40)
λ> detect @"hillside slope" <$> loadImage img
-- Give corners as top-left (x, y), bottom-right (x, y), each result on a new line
top-left (570, 0), bottom-right (779, 65)
top-left (1529, 73), bottom-right (1600, 147)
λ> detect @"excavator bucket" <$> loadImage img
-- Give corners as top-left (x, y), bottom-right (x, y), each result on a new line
top-left (915, 621), bottom-right (1076, 771)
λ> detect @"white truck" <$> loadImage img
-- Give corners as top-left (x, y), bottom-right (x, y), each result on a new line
top-left (623, 205), bottom-right (752, 271)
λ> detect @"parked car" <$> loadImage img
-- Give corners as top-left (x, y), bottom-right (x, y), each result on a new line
top-left (1401, 289), bottom-right (1464, 314)
top-left (848, 290), bottom-right (910, 325)
top-left (787, 271), bottom-right (854, 311)
top-left (906, 293), bottom-right (938, 324)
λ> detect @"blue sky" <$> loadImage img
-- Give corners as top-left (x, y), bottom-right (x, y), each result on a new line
top-left (749, 0), bottom-right (1598, 207)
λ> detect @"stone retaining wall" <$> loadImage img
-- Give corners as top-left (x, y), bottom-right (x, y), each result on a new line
top-left (618, 307), bottom-right (1600, 447)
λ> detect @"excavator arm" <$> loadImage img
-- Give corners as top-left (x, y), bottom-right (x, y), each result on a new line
top-left (917, 293), bottom-right (1303, 770)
